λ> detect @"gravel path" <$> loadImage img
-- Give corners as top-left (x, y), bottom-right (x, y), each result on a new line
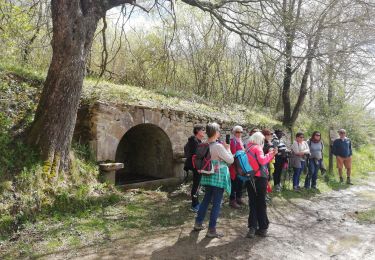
top-left (49, 174), bottom-right (375, 260)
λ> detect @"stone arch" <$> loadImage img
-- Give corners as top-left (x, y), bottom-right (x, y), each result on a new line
top-left (115, 123), bottom-right (174, 185)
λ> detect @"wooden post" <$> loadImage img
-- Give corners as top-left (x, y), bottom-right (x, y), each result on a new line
top-left (328, 127), bottom-right (336, 174)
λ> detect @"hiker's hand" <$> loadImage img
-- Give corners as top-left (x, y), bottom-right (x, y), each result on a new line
top-left (223, 143), bottom-right (230, 151)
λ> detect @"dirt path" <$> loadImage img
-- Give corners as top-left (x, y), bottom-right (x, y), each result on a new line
top-left (49, 174), bottom-right (375, 260)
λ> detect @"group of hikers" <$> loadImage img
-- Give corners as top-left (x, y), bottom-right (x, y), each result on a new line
top-left (183, 124), bottom-right (353, 239)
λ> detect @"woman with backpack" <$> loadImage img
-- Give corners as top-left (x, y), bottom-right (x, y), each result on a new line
top-left (193, 122), bottom-right (234, 238)
top-left (229, 125), bottom-right (245, 209)
top-left (245, 132), bottom-right (277, 238)
top-left (304, 131), bottom-right (323, 189)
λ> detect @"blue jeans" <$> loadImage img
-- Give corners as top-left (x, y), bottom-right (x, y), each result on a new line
top-left (293, 161), bottom-right (306, 188)
top-left (196, 185), bottom-right (224, 229)
top-left (305, 159), bottom-right (322, 188)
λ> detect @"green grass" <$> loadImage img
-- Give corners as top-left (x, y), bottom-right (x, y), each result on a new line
top-left (356, 208), bottom-right (375, 224)
top-left (0, 62), bottom-right (45, 83)
top-left (0, 187), bottom-right (192, 258)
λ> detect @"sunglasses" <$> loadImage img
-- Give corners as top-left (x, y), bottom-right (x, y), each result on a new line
top-left (235, 131), bottom-right (243, 133)
top-left (315, 134), bottom-right (321, 136)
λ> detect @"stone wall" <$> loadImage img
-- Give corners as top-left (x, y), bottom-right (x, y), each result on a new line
top-left (74, 101), bottom-right (269, 182)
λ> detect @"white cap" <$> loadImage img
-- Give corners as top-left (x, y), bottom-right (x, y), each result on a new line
top-left (232, 125), bottom-right (243, 134)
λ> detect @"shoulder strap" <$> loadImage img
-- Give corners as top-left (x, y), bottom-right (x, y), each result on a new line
top-left (245, 144), bottom-right (255, 154)
top-left (246, 144), bottom-right (259, 164)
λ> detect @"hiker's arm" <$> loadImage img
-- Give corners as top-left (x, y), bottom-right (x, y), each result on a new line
top-left (302, 142), bottom-right (310, 154)
top-left (218, 145), bottom-right (234, 164)
top-left (255, 147), bottom-right (275, 165)
top-left (349, 140), bottom-right (352, 156)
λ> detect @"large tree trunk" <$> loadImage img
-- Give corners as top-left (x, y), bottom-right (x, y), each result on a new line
top-left (290, 51), bottom-right (313, 125)
top-left (281, 39), bottom-right (293, 128)
top-left (28, 1), bottom-right (103, 177)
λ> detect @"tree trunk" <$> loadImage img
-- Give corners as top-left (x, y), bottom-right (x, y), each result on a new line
top-left (28, 0), bottom-right (103, 177)
top-left (290, 53), bottom-right (313, 125)
top-left (281, 38), bottom-right (293, 128)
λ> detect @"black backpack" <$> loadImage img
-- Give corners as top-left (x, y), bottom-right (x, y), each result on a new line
top-left (192, 143), bottom-right (214, 175)
top-left (184, 142), bottom-right (192, 159)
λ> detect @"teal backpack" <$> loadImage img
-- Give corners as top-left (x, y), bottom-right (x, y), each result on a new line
top-left (234, 145), bottom-right (256, 182)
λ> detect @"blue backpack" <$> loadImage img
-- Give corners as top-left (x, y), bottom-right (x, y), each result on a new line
top-left (234, 145), bottom-right (256, 182)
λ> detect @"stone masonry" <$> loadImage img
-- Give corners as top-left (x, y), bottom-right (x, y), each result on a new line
top-left (74, 101), bottom-right (261, 183)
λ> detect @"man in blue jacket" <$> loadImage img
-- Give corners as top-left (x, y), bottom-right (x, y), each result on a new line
top-left (332, 129), bottom-right (353, 185)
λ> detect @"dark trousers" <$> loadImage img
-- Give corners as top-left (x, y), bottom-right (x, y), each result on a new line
top-left (273, 156), bottom-right (284, 186)
top-left (230, 177), bottom-right (243, 200)
top-left (247, 177), bottom-right (269, 230)
top-left (191, 169), bottom-right (202, 207)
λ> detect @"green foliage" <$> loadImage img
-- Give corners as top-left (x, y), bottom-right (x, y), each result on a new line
top-left (0, 215), bottom-right (14, 239)
top-left (0, 112), bottom-right (39, 178)
top-left (0, 68), bottom-right (117, 239)
top-left (0, 68), bottom-right (42, 178)
top-left (0, 1), bottom-right (52, 69)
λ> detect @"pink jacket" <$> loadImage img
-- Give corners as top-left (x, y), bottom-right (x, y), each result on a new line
top-left (246, 143), bottom-right (275, 178)
top-left (229, 138), bottom-right (244, 180)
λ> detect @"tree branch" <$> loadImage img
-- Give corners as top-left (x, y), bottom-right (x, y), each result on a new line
top-left (104, 0), bottom-right (135, 11)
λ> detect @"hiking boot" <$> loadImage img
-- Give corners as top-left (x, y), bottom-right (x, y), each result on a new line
top-left (236, 198), bottom-right (245, 205)
top-left (193, 222), bottom-right (205, 231)
top-left (229, 199), bottom-right (241, 209)
top-left (246, 227), bottom-right (256, 238)
top-left (340, 176), bottom-right (344, 183)
top-left (275, 184), bottom-right (281, 192)
top-left (255, 229), bottom-right (268, 237)
top-left (190, 204), bottom-right (200, 213)
top-left (346, 177), bottom-right (353, 185)
top-left (206, 230), bottom-right (224, 238)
